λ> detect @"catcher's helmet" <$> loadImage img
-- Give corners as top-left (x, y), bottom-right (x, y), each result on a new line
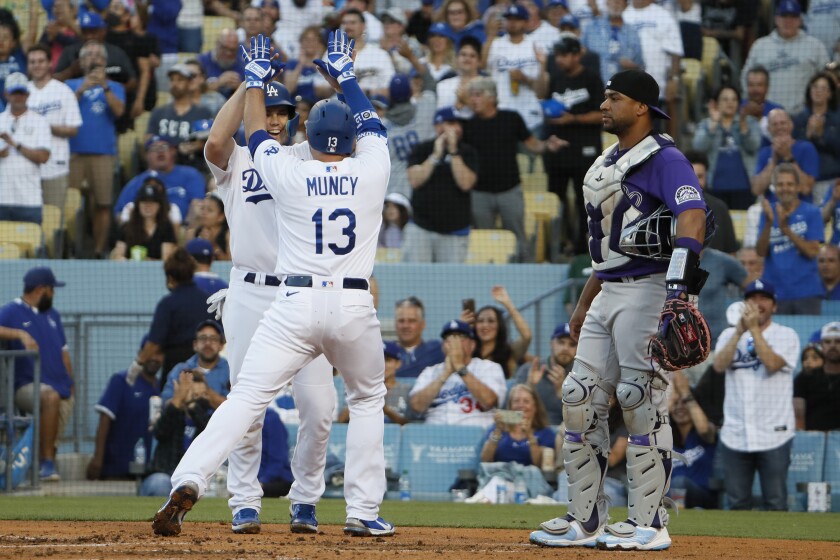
top-left (305, 99), bottom-right (355, 154)
top-left (264, 81), bottom-right (299, 142)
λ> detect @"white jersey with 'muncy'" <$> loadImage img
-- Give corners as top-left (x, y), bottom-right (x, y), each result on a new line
top-left (253, 135), bottom-right (390, 278)
top-left (208, 142), bottom-right (313, 273)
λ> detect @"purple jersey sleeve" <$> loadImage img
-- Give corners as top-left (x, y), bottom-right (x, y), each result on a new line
top-left (652, 150), bottom-right (707, 215)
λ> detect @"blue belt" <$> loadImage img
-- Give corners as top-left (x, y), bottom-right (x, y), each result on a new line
top-left (285, 275), bottom-right (369, 290)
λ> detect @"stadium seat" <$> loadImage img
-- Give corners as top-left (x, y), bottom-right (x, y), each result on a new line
top-left (823, 301), bottom-right (840, 316)
top-left (786, 431), bottom-right (827, 511)
top-left (41, 204), bottom-right (62, 258)
top-left (64, 187), bottom-right (83, 254)
top-left (823, 431), bottom-right (840, 512)
top-left (383, 424), bottom-right (401, 474)
top-left (135, 111), bottom-right (151, 141)
top-left (601, 131), bottom-right (617, 149)
top-left (521, 172), bottom-right (548, 193)
top-left (203, 16), bottom-right (237, 51)
top-left (680, 58), bottom-right (704, 125)
top-left (397, 424), bottom-right (486, 500)
top-left (524, 191), bottom-right (560, 263)
top-left (516, 152), bottom-right (544, 176)
top-left (466, 229), bottom-right (517, 264)
top-left (730, 210), bottom-right (747, 244)
top-left (376, 247), bottom-right (403, 263)
top-left (0, 221), bottom-right (43, 257)
top-left (118, 129), bottom-right (139, 180)
top-left (774, 315), bottom-right (828, 351)
top-left (0, 241), bottom-right (21, 259)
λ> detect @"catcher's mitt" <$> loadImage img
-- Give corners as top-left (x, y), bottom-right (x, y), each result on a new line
top-left (649, 299), bottom-right (711, 371)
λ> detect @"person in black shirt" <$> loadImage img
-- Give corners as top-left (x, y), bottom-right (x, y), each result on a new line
top-left (538, 35), bottom-right (603, 256)
top-left (403, 106), bottom-right (479, 262)
top-left (685, 150), bottom-right (740, 254)
top-left (127, 247), bottom-right (214, 389)
top-left (110, 178), bottom-right (177, 261)
top-left (794, 322), bottom-right (840, 431)
top-left (462, 77), bottom-right (565, 262)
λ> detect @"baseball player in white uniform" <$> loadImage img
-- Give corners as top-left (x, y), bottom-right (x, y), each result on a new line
top-left (203, 78), bottom-right (335, 535)
top-left (153, 31), bottom-right (393, 538)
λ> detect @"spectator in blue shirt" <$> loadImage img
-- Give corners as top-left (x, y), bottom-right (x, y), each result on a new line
top-left (580, 0), bottom-right (644, 86)
top-left (66, 40), bottom-right (126, 258)
top-left (129, 248), bottom-right (214, 389)
top-left (756, 163), bottom-right (824, 314)
top-left (0, 267), bottom-right (73, 482)
top-left (818, 244), bottom-right (840, 300)
top-left (440, 0), bottom-right (486, 45)
top-left (391, 296), bottom-right (444, 378)
top-left (185, 237), bottom-right (229, 296)
top-left (86, 335), bottom-right (162, 480)
top-left (752, 108), bottom-right (820, 204)
top-left (259, 407), bottom-right (294, 497)
top-left (114, 136), bottom-right (207, 229)
top-left (197, 28), bottom-right (244, 99)
top-left (739, 65), bottom-right (784, 149)
top-left (159, 319), bottom-right (230, 404)
top-left (668, 371), bottom-right (718, 510)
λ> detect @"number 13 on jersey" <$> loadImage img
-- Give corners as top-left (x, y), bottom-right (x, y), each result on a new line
top-left (312, 208), bottom-right (356, 255)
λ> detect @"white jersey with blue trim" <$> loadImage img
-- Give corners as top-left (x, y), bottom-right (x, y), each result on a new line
top-left (252, 135), bottom-right (390, 278)
top-left (207, 142), bottom-right (313, 273)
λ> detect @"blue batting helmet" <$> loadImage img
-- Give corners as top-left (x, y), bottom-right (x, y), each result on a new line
top-left (264, 81), bottom-right (299, 143)
top-left (305, 99), bottom-right (355, 154)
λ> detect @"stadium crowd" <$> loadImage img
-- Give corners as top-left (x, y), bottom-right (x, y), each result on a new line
top-left (1, 0), bottom-right (839, 511)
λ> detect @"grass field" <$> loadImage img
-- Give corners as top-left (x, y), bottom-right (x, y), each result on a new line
top-left (1, 497), bottom-right (838, 542)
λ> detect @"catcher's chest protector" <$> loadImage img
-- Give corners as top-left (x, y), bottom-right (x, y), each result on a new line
top-left (582, 135), bottom-right (670, 272)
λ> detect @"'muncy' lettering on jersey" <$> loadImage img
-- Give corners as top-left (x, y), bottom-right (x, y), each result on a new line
top-left (306, 176), bottom-right (359, 196)
top-left (242, 168), bottom-right (272, 204)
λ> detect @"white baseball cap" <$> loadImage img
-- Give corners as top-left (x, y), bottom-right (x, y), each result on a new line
top-left (4, 72), bottom-right (29, 94)
top-left (821, 321), bottom-right (840, 341)
top-left (385, 192), bottom-right (412, 217)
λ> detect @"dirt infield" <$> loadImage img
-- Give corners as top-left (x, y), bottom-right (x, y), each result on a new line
top-left (0, 522), bottom-right (838, 559)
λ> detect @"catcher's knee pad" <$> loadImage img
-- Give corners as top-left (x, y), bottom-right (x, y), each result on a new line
top-left (616, 368), bottom-right (668, 439)
top-left (562, 360), bottom-right (612, 446)
top-left (626, 443), bottom-right (673, 528)
top-left (564, 439), bottom-right (608, 526)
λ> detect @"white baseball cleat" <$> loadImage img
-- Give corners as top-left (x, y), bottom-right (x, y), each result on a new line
top-left (529, 516), bottom-right (603, 548)
top-left (596, 522), bottom-right (671, 551)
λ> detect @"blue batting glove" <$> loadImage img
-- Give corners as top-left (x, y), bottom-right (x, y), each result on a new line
top-left (240, 43), bottom-right (287, 83)
top-left (243, 34), bottom-right (273, 89)
top-left (314, 29), bottom-right (356, 84)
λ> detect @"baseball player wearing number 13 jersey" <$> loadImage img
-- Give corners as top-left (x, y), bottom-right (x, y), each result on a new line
top-left (203, 81), bottom-right (335, 535)
top-left (154, 31), bottom-right (394, 538)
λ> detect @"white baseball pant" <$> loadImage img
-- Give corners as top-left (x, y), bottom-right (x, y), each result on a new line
top-left (223, 268), bottom-right (335, 514)
top-left (172, 276), bottom-right (386, 520)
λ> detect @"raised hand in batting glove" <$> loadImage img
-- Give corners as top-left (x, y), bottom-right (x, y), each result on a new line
top-left (207, 288), bottom-right (227, 321)
top-left (240, 42), bottom-right (286, 84)
top-left (243, 34), bottom-right (274, 89)
top-left (313, 29), bottom-right (356, 84)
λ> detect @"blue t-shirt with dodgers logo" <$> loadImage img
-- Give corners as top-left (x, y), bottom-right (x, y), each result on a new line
top-left (66, 79), bottom-right (125, 155)
top-left (758, 201), bottom-right (824, 300)
top-left (114, 167), bottom-right (206, 219)
top-left (823, 187), bottom-right (840, 246)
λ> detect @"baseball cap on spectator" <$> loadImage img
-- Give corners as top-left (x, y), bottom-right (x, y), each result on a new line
top-left (168, 63), bottom-right (196, 79)
top-left (189, 119), bottom-right (213, 140)
top-left (504, 4), bottom-right (529, 19)
top-left (744, 279), bottom-right (776, 301)
top-left (776, 0), bottom-right (801, 16)
top-left (559, 14), bottom-right (580, 29)
top-left (441, 319), bottom-right (475, 339)
top-left (4, 72), bottom-right (29, 94)
top-left (383, 341), bottom-right (402, 359)
top-left (554, 35), bottom-right (581, 54)
top-left (389, 74), bottom-right (412, 104)
top-left (24, 267), bottom-right (65, 291)
top-left (428, 22), bottom-right (454, 41)
top-left (606, 69), bottom-right (671, 120)
top-left (186, 238), bottom-right (213, 260)
top-left (196, 319), bottom-right (225, 342)
top-left (434, 106), bottom-right (466, 125)
top-left (385, 192), bottom-right (412, 217)
top-left (380, 7), bottom-right (407, 26)
top-left (79, 11), bottom-right (106, 29)
top-left (371, 94), bottom-right (390, 110)
top-left (144, 135), bottom-right (175, 150)
top-left (820, 321), bottom-right (840, 341)
top-left (136, 180), bottom-right (166, 203)
top-left (552, 323), bottom-right (572, 340)
top-left (546, 0), bottom-right (569, 8)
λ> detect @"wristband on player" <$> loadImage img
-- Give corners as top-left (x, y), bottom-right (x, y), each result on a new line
top-left (665, 244), bottom-right (708, 302)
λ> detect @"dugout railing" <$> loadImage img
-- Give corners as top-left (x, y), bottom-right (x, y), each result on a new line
top-left (0, 350), bottom-right (41, 492)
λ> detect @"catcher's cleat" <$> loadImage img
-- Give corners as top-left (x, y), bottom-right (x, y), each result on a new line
top-left (529, 516), bottom-right (603, 548)
top-left (596, 522), bottom-right (671, 551)
top-left (232, 508), bottom-right (261, 534)
top-left (152, 482), bottom-right (199, 536)
top-left (343, 516), bottom-right (395, 537)
top-left (290, 503), bottom-right (318, 533)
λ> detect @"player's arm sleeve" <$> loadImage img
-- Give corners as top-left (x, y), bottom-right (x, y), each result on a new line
top-left (205, 146), bottom-right (236, 191)
top-left (94, 375), bottom-right (124, 420)
top-left (658, 158), bottom-right (707, 215)
top-left (342, 78), bottom-right (388, 139)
